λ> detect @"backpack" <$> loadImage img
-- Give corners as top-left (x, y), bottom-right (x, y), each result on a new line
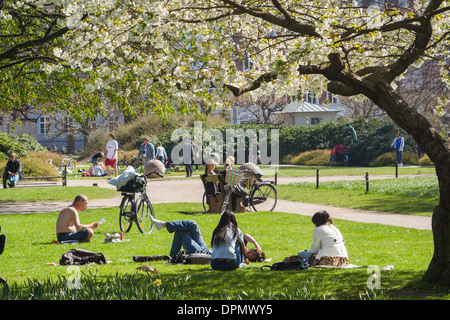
top-left (59, 249), bottom-right (107, 266)
top-left (261, 259), bottom-right (308, 271)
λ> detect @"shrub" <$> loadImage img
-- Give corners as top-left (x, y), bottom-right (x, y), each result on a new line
top-left (0, 151), bottom-right (60, 178)
top-left (283, 149), bottom-right (331, 166)
top-left (418, 155), bottom-right (434, 166)
top-left (0, 132), bottom-right (44, 159)
top-left (368, 152), bottom-right (419, 167)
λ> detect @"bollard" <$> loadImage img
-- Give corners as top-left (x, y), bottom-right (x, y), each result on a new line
top-left (395, 162), bottom-right (398, 178)
top-left (316, 169), bottom-right (319, 189)
top-left (274, 166), bottom-right (278, 186)
top-left (365, 172), bottom-right (369, 193)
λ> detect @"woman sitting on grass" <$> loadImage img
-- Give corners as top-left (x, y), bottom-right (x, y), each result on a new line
top-left (210, 210), bottom-right (247, 271)
top-left (297, 210), bottom-right (348, 267)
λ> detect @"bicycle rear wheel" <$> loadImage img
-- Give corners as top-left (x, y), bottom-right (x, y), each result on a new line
top-left (118, 160), bottom-right (132, 174)
top-left (250, 183), bottom-right (277, 212)
top-left (132, 158), bottom-right (143, 174)
top-left (136, 195), bottom-right (155, 234)
top-left (119, 196), bottom-right (134, 232)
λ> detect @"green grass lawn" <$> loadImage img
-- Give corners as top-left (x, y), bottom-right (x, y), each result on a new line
top-left (276, 176), bottom-right (439, 216)
top-left (0, 186), bottom-right (118, 203)
top-left (272, 165), bottom-right (436, 177)
top-left (0, 202), bottom-right (446, 300)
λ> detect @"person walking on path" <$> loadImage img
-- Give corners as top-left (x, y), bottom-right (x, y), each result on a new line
top-left (105, 133), bottom-right (119, 180)
top-left (390, 131), bottom-right (405, 167)
top-left (156, 142), bottom-right (168, 163)
top-left (138, 137), bottom-right (155, 167)
top-left (181, 138), bottom-right (195, 177)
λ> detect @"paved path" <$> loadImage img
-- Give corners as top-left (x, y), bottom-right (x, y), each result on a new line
top-left (0, 174), bottom-right (432, 231)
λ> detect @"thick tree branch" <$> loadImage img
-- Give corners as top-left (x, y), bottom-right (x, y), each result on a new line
top-left (225, 71), bottom-right (277, 96)
top-left (219, 0), bottom-right (321, 37)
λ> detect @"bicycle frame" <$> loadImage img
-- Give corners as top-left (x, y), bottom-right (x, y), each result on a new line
top-left (118, 170), bottom-right (163, 233)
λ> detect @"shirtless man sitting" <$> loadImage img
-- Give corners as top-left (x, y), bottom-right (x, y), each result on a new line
top-left (56, 194), bottom-right (100, 243)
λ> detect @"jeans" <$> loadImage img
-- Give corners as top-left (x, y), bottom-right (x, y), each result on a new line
top-left (210, 243), bottom-right (242, 271)
top-left (297, 250), bottom-right (313, 261)
top-left (185, 164), bottom-right (193, 176)
top-left (57, 229), bottom-right (89, 243)
top-left (395, 150), bottom-right (403, 164)
top-left (166, 220), bottom-right (211, 259)
top-left (8, 174), bottom-right (19, 187)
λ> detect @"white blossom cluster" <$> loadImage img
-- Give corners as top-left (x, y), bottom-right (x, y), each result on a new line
top-left (17, 0), bottom-right (450, 112)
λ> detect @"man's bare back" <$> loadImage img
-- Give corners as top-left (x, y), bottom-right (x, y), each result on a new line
top-left (56, 205), bottom-right (79, 234)
top-left (55, 195), bottom-right (99, 242)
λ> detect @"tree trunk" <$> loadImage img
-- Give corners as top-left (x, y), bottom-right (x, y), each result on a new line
top-left (422, 165), bottom-right (450, 285)
top-left (332, 75), bottom-right (450, 285)
top-left (371, 83), bottom-right (450, 285)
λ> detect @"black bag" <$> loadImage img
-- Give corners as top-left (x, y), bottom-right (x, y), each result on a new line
top-left (185, 253), bottom-right (211, 265)
top-left (59, 249), bottom-right (107, 266)
top-left (261, 259), bottom-right (308, 271)
top-left (0, 234), bottom-right (5, 256)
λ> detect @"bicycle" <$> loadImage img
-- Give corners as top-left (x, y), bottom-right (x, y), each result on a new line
top-left (218, 168), bottom-right (277, 214)
top-left (58, 158), bottom-right (76, 174)
top-left (118, 170), bottom-right (163, 234)
top-left (117, 151), bottom-right (143, 174)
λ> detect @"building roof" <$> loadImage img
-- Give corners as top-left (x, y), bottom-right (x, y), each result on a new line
top-left (276, 102), bottom-right (340, 114)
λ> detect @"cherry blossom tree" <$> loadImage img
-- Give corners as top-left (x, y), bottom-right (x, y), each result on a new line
top-left (1, 0), bottom-right (450, 285)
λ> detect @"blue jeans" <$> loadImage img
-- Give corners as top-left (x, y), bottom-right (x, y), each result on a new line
top-left (166, 220), bottom-right (211, 259)
top-left (7, 174), bottom-right (19, 187)
top-left (210, 243), bottom-right (242, 271)
top-left (395, 150), bottom-right (403, 164)
top-left (297, 250), bottom-right (313, 261)
top-left (57, 229), bottom-right (89, 243)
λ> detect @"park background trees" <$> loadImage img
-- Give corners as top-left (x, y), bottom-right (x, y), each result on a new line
top-left (1, 0), bottom-right (450, 285)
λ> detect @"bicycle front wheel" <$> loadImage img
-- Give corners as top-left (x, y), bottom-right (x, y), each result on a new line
top-left (117, 160), bottom-right (128, 174)
top-left (136, 195), bottom-right (155, 234)
top-left (119, 196), bottom-right (134, 232)
top-left (250, 183), bottom-right (277, 212)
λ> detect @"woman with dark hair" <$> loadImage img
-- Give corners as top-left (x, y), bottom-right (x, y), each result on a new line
top-left (297, 210), bottom-right (348, 267)
top-left (210, 210), bottom-right (247, 271)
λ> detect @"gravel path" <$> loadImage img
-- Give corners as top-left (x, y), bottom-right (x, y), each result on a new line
top-left (0, 174), bottom-right (432, 231)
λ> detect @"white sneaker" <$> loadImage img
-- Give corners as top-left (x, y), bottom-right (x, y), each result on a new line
top-left (150, 215), bottom-right (165, 230)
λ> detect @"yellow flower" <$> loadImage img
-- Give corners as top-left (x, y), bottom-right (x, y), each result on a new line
top-left (154, 279), bottom-right (162, 286)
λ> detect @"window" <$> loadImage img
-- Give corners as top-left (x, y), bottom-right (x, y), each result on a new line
top-left (326, 91), bottom-right (339, 104)
top-left (311, 117), bottom-right (322, 125)
top-left (306, 91), bottom-right (318, 104)
top-left (39, 116), bottom-right (52, 134)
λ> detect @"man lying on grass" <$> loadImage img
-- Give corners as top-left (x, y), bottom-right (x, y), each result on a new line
top-left (56, 194), bottom-right (100, 243)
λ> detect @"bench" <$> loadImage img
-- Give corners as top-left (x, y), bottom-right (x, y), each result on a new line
top-left (3, 167), bottom-right (67, 188)
top-left (200, 173), bottom-right (246, 214)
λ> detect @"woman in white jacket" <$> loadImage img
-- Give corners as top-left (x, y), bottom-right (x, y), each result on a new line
top-left (298, 210), bottom-right (349, 267)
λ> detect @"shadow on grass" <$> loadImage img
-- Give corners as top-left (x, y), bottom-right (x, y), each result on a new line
top-left (354, 196), bottom-right (436, 216)
top-left (146, 265), bottom-right (445, 300)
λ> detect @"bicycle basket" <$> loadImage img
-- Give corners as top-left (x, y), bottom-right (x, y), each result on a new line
top-left (225, 168), bottom-right (242, 186)
top-left (118, 179), bottom-right (144, 192)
